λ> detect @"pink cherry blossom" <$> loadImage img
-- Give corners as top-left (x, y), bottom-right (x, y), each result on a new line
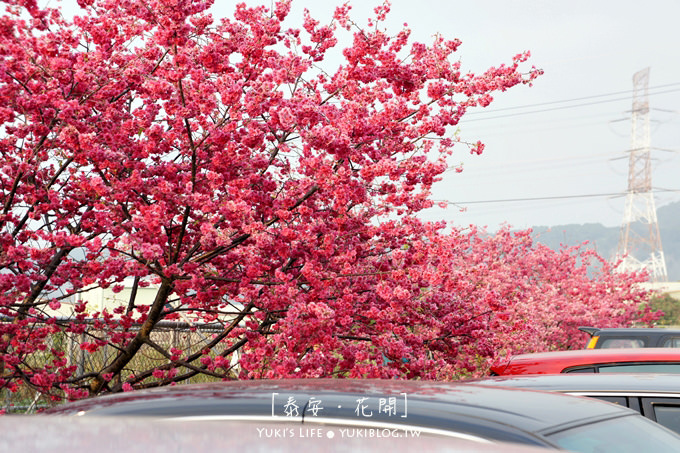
top-left (0, 0), bottom-right (654, 405)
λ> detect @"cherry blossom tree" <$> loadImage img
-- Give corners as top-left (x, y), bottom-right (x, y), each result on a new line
top-left (0, 0), bottom-right (655, 404)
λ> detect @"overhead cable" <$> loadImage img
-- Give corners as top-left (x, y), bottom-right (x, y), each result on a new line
top-left (439, 188), bottom-right (680, 205)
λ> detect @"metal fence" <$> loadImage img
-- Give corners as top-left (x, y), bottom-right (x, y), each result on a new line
top-left (1, 318), bottom-right (231, 413)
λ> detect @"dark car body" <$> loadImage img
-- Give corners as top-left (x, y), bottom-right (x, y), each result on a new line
top-left (42, 379), bottom-right (680, 451)
top-left (0, 417), bottom-right (554, 453)
top-left (579, 326), bottom-right (680, 349)
top-left (490, 348), bottom-right (680, 375)
top-left (470, 374), bottom-right (680, 435)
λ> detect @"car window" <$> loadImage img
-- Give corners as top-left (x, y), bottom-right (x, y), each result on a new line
top-left (565, 367), bottom-right (596, 373)
top-left (641, 398), bottom-right (680, 435)
top-left (547, 414), bottom-right (680, 453)
top-left (599, 338), bottom-right (646, 348)
top-left (597, 364), bottom-right (680, 373)
top-left (662, 337), bottom-right (680, 348)
top-left (653, 406), bottom-right (680, 434)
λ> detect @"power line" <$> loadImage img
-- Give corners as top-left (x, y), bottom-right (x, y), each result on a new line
top-left (465, 82), bottom-right (680, 115)
top-left (438, 188), bottom-right (680, 205)
top-left (461, 88), bottom-right (680, 122)
top-left (443, 150), bottom-right (625, 173)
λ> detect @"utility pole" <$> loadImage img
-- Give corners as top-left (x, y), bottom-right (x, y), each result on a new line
top-left (616, 67), bottom-right (667, 282)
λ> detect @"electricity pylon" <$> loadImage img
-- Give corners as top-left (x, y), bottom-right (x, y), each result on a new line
top-left (616, 67), bottom-right (667, 282)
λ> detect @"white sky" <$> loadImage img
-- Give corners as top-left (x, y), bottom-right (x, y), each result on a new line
top-left (229, 0), bottom-right (680, 231)
top-left (55, 0), bottom-right (680, 231)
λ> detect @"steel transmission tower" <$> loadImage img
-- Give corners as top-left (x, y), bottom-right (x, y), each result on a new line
top-left (616, 68), bottom-right (667, 282)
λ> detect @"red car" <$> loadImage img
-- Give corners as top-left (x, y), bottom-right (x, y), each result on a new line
top-left (490, 348), bottom-right (680, 375)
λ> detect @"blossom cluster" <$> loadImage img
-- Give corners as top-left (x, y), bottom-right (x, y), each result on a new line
top-left (0, 0), bottom-right (654, 404)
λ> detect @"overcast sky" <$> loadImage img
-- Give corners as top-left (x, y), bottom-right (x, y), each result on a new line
top-left (227, 0), bottom-right (680, 231)
top-left (56, 0), bottom-right (680, 231)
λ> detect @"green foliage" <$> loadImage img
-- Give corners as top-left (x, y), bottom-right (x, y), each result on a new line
top-left (649, 294), bottom-right (680, 326)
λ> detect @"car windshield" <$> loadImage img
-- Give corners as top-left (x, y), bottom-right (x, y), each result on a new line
top-left (547, 414), bottom-right (680, 453)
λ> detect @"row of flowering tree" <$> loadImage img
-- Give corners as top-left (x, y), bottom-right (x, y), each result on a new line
top-left (0, 0), bottom-right (657, 403)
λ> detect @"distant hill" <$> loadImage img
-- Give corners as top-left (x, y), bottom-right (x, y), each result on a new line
top-left (531, 201), bottom-right (680, 281)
